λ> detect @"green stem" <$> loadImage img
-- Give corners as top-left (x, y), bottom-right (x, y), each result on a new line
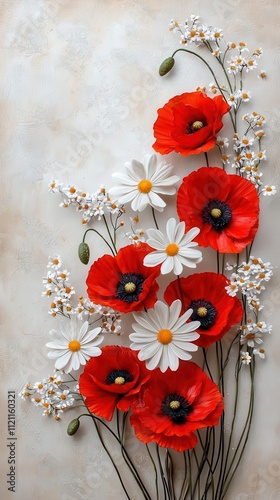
top-left (117, 411), bottom-right (152, 500)
top-left (177, 275), bottom-right (186, 312)
top-left (103, 214), bottom-right (118, 254)
top-left (178, 451), bottom-right (189, 500)
top-left (90, 417), bottom-right (131, 500)
top-left (152, 206), bottom-right (159, 230)
top-left (204, 152), bottom-right (210, 167)
top-left (146, 444), bottom-right (159, 500)
top-left (165, 450), bottom-right (175, 500)
top-left (82, 228), bottom-right (115, 255)
top-left (221, 359), bottom-right (255, 498)
top-left (156, 445), bottom-right (170, 500)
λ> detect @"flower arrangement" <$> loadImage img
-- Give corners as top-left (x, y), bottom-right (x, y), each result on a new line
top-left (19, 15), bottom-right (275, 499)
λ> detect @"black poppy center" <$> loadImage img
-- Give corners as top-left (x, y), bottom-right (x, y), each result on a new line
top-left (188, 299), bottom-right (217, 330)
top-left (186, 120), bottom-right (205, 134)
top-left (161, 393), bottom-right (191, 424)
top-left (115, 273), bottom-right (144, 303)
top-left (106, 369), bottom-right (134, 386)
top-left (202, 199), bottom-right (232, 231)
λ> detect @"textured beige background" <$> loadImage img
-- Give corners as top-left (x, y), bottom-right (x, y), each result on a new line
top-left (1, 0), bottom-right (280, 499)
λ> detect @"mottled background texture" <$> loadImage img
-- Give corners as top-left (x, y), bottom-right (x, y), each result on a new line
top-left (1, 0), bottom-right (280, 499)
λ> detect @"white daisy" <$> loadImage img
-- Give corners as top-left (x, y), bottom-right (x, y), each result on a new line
top-left (262, 185), bottom-right (277, 196)
top-left (143, 218), bottom-right (202, 275)
top-left (129, 299), bottom-right (200, 373)
top-left (109, 154), bottom-right (180, 212)
top-left (46, 317), bottom-right (104, 373)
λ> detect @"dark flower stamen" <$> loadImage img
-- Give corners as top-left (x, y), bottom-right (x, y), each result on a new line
top-left (186, 120), bottom-right (205, 134)
top-left (115, 273), bottom-right (144, 303)
top-left (106, 369), bottom-right (134, 385)
top-left (189, 299), bottom-right (217, 329)
top-left (202, 199), bottom-right (232, 231)
top-left (161, 393), bottom-right (191, 424)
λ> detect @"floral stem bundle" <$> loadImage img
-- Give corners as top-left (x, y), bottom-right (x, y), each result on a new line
top-left (20, 15), bottom-right (275, 499)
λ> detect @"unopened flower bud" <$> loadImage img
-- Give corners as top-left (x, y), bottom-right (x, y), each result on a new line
top-left (67, 418), bottom-right (80, 436)
top-left (159, 57), bottom-right (175, 76)
top-left (78, 242), bottom-right (90, 265)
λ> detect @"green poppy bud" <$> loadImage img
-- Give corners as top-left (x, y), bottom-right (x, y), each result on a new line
top-left (159, 57), bottom-right (175, 76)
top-left (67, 418), bottom-right (80, 436)
top-left (78, 242), bottom-right (90, 265)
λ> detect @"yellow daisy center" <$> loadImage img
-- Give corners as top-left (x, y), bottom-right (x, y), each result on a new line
top-left (124, 282), bottom-right (136, 293)
top-left (211, 208), bottom-right (222, 218)
top-left (115, 376), bottom-right (125, 385)
top-left (192, 120), bottom-right (204, 130)
top-left (68, 340), bottom-right (81, 352)
top-left (197, 307), bottom-right (208, 317)
top-left (165, 243), bottom-right (179, 256)
top-left (157, 329), bottom-right (173, 345)
top-left (169, 400), bottom-right (180, 409)
top-left (138, 179), bottom-right (152, 193)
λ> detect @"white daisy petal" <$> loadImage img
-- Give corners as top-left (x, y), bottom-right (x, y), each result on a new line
top-left (78, 321), bottom-right (89, 341)
top-left (47, 348), bottom-right (69, 357)
top-left (131, 192), bottom-right (148, 212)
top-left (159, 347), bottom-right (170, 373)
top-left (174, 221), bottom-right (186, 243)
top-left (169, 343), bottom-right (193, 361)
top-left (161, 256), bottom-right (175, 274)
top-left (111, 172), bottom-right (138, 186)
top-left (145, 154), bottom-right (158, 178)
top-left (54, 351), bottom-right (72, 370)
top-left (144, 252), bottom-right (166, 267)
top-left (144, 346), bottom-right (163, 370)
top-left (137, 341), bottom-right (160, 359)
top-left (46, 318), bottom-right (103, 373)
top-left (117, 190), bottom-right (139, 204)
top-left (172, 256), bottom-right (183, 276)
top-left (130, 299), bottom-right (199, 372)
top-left (143, 218), bottom-right (202, 275)
top-left (81, 327), bottom-right (102, 343)
top-left (167, 348), bottom-right (179, 371)
top-left (148, 190), bottom-right (166, 209)
top-left (110, 155), bottom-right (179, 212)
top-left (166, 217), bottom-right (177, 242)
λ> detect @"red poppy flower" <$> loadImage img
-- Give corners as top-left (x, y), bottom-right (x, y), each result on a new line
top-left (177, 167), bottom-right (259, 253)
top-left (86, 243), bottom-right (160, 313)
top-left (79, 345), bottom-right (151, 421)
top-left (164, 272), bottom-right (243, 348)
top-left (130, 361), bottom-right (223, 452)
top-left (153, 91), bottom-right (230, 156)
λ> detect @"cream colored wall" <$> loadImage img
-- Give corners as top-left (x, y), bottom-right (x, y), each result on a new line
top-left (1, 1), bottom-right (280, 498)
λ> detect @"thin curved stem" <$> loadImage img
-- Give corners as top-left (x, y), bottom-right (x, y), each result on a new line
top-left (82, 228), bottom-right (116, 255)
top-left (146, 444), bottom-right (159, 500)
top-left (91, 417), bottom-right (131, 500)
top-left (152, 207), bottom-right (159, 230)
top-left (103, 214), bottom-right (118, 254)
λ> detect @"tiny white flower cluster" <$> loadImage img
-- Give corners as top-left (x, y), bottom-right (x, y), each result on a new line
top-left (226, 45), bottom-right (263, 76)
top-left (18, 371), bottom-right (79, 420)
top-left (43, 255), bottom-right (122, 333)
top-left (49, 180), bottom-right (124, 224)
top-left (226, 256), bottom-right (273, 301)
top-left (43, 255), bottom-right (76, 317)
top-left (169, 15), bottom-right (223, 46)
top-left (125, 217), bottom-right (146, 245)
top-left (101, 309), bottom-right (122, 335)
top-left (215, 118), bottom-right (275, 195)
top-left (226, 257), bottom-right (273, 363)
top-left (232, 120), bottom-right (266, 187)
